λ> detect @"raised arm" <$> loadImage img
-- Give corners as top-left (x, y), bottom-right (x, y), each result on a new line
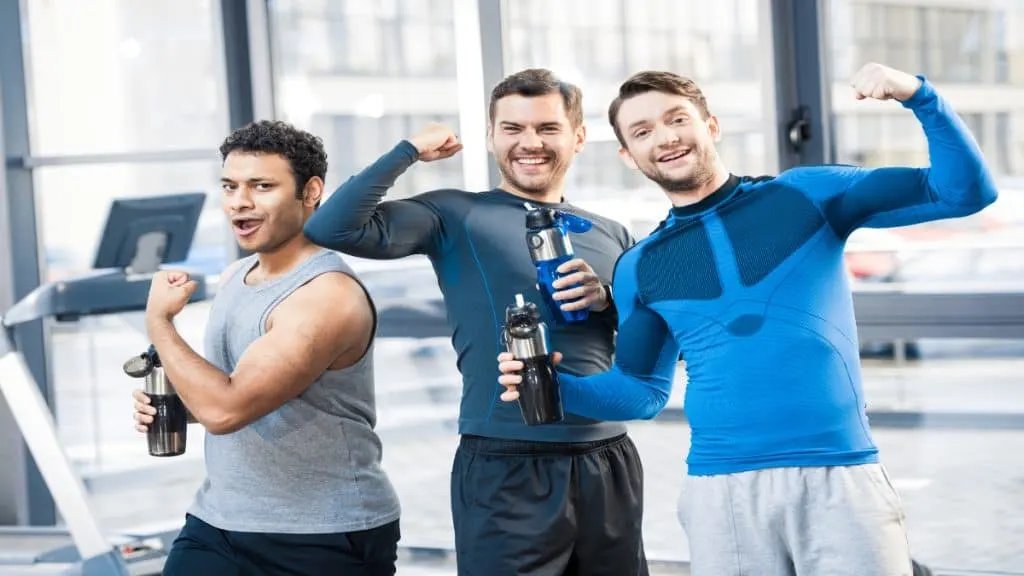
top-left (800, 63), bottom-right (998, 238)
top-left (304, 123), bottom-right (463, 259)
top-left (146, 270), bottom-right (374, 435)
top-left (497, 251), bottom-right (680, 421)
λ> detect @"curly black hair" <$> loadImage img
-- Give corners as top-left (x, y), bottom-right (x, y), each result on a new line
top-left (218, 120), bottom-right (328, 200)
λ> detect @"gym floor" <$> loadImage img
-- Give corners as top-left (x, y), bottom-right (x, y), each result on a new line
top-left (47, 304), bottom-right (1024, 574)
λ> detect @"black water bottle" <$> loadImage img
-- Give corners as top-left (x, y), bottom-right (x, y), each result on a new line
top-left (503, 293), bottom-right (563, 425)
top-left (123, 345), bottom-right (188, 457)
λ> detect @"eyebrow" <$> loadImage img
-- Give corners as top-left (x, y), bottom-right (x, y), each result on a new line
top-left (220, 177), bottom-right (276, 184)
top-left (499, 121), bottom-right (564, 129)
top-left (626, 105), bottom-right (690, 132)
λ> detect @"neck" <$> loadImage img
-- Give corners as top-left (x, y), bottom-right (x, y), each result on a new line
top-left (665, 162), bottom-right (731, 208)
top-left (498, 179), bottom-right (566, 205)
top-left (254, 234), bottom-right (319, 280)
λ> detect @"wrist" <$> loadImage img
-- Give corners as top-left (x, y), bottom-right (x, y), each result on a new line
top-left (145, 313), bottom-right (173, 336)
top-left (594, 283), bottom-right (613, 313)
top-left (895, 74), bottom-right (924, 102)
top-left (404, 137), bottom-right (425, 157)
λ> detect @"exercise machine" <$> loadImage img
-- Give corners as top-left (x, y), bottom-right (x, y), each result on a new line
top-left (0, 192), bottom-right (209, 575)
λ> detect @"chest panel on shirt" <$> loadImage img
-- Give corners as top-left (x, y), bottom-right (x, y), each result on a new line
top-left (636, 181), bottom-right (826, 305)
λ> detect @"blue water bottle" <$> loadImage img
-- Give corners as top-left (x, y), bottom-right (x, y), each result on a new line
top-left (525, 205), bottom-right (594, 324)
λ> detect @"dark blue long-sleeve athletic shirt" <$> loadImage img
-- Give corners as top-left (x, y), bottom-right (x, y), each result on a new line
top-left (557, 77), bottom-right (999, 475)
top-left (304, 141), bottom-right (634, 443)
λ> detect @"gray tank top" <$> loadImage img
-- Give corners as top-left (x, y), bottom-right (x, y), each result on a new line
top-left (187, 249), bottom-right (401, 534)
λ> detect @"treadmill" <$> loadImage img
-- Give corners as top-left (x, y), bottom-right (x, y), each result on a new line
top-left (0, 192), bottom-right (209, 575)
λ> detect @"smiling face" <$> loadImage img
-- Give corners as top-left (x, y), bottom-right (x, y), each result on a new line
top-left (615, 91), bottom-right (720, 193)
top-left (608, 72), bottom-right (722, 194)
top-left (488, 92), bottom-right (585, 197)
top-left (220, 151), bottom-right (321, 254)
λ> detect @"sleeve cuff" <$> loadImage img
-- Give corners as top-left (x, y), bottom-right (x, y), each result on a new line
top-left (900, 75), bottom-right (936, 109)
top-left (395, 139), bottom-right (421, 163)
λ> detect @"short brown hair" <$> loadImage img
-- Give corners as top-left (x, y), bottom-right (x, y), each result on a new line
top-left (489, 68), bottom-right (584, 128)
top-left (608, 71), bottom-right (710, 147)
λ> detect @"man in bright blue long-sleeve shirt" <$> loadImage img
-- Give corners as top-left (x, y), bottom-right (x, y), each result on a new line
top-left (497, 62), bottom-right (998, 575)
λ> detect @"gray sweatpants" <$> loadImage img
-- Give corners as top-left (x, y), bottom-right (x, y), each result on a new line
top-left (678, 464), bottom-right (913, 576)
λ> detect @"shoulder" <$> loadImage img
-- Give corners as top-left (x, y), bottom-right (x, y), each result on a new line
top-left (218, 256), bottom-right (254, 283)
top-left (611, 229), bottom-right (656, 281)
top-left (301, 269), bottom-right (369, 307)
top-left (564, 205), bottom-right (634, 250)
top-left (772, 164), bottom-right (862, 188)
top-left (276, 270), bottom-right (373, 330)
top-left (405, 188), bottom-right (477, 218)
top-left (410, 187), bottom-right (474, 206)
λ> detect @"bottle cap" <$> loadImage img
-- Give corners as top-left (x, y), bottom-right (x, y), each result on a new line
top-left (525, 207), bottom-right (557, 230)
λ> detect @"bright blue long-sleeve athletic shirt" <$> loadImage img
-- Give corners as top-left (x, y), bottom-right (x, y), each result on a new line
top-left (558, 78), bottom-right (999, 476)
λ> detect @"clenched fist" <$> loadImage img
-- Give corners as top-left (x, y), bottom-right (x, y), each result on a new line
top-left (408, 122), bottom-right (463, 162)
top-left (146, 270), bottom-right (199, 322)
top-left (850, 62), bottom-right (923, 102)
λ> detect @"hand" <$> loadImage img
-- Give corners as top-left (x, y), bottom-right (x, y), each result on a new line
top-left (850, 62), bottom-right (922, 102)
top-left (497, 351), bottom-right (563, 402)
top-left (132, 389), bottom-right (155, 433)
top-left (551, 258), bottom-right (609, 312)
top-left (408, 122), bottom-right (463, 162)
top-left (146, 270), bottom-right (199, 322)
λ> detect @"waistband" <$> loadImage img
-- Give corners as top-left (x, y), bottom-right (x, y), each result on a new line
top-left (458, 433), bottom-right (629, 456)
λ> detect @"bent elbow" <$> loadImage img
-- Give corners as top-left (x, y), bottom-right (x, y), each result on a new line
top-left (198, 409), bottom-right (244, 436)
top-left (636, 384), bottom-right (671, 420)
top-left (957, 171), bottom-right (1000, 215)
top-left (978, 179), bottom-right (999, 209)
top-left (303, 218), bottom-right (335, 248)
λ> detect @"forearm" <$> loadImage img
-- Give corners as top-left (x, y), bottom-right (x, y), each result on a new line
top-left (905, 79), bottom-right (997, 208)
top-left (558, 368), bottom-right (673, 421)
top-left (146, 316), bottom-right (235, 428)
top-left (823, 80), bottom-right (999, 234)
top-left (304, 140), bottom-right (433, 258)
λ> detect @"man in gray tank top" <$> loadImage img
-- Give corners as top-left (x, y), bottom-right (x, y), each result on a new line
top-left (131, 120), bottom-right (401, 575)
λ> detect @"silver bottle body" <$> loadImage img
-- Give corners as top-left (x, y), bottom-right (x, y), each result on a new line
top-left (144, 366), bottom-right (175, 396)
top-left (527, 228), bottom-right (573, 262)
top-left (144, 366), bottom-right (187, 457)
top-left (507, 322), bottom-right (550, 360)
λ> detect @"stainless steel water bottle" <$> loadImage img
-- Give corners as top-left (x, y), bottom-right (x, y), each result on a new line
top-left (525, 206), bottom-right (594, 324)
top-left (503, 293), bottom-right (563, 425)
top-left (123, 345), bottom-right (188, 457)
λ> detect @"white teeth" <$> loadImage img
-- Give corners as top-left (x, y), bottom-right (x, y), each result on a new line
top-left (660, 150), bottom-right (689, 162)
top-left (516, 158), bottom-right (548, 165)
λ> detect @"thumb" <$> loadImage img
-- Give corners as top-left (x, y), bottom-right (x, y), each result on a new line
top-left (552, 351), bottom-right (562, 366)
top-left (183, 280), bottom-right (200, 297)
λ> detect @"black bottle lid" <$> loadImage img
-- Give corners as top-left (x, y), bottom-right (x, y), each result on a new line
top-left (123, 344), bottom-right (162, 378)
top-left (506, 293), bottom-right (540, 328)
top-left (147, 344), bottom-right (162, 368)
top-left (525, 207), bottom-right (557, 230)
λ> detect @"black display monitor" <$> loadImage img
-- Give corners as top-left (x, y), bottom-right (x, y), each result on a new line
top-left (92, 192), bottom-right (206, 274)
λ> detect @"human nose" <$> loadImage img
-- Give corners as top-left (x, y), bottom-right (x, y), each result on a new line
top-left (517, 129), bottom-right (543, 150)
top-left (225, 185), bottom-right (254, 211)
top-left (654, 123), bottom-right (681, 148)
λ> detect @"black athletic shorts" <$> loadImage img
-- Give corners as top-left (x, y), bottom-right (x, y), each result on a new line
top-left (450, 433), bottom-right (647, 576)
top-left (162, 513), bottom-right (400, 576)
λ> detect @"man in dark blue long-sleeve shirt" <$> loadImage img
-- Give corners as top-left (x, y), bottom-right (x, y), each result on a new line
top-left (304, 69), bottom-right (646, 576)
top-left (498, 63), bottom-right (998, 574)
